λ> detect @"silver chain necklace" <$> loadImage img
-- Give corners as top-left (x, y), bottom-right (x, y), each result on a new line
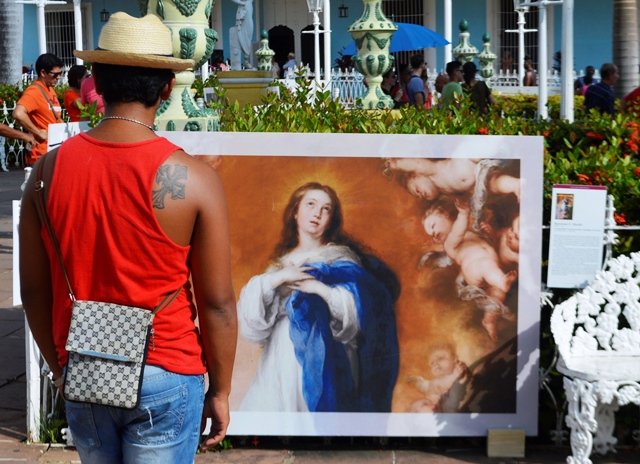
top-left (101, 116), bottom-right (155, 131)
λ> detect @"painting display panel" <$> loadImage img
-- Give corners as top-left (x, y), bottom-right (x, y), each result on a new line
top-left (162, 132), bottom-right (543, 437)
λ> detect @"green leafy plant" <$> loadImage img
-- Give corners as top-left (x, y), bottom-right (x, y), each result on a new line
top-left (77, 101), bottom-right (103, 128)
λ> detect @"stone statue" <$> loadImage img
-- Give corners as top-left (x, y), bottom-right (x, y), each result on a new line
top-left (229, 0), bottom-right (254, 70)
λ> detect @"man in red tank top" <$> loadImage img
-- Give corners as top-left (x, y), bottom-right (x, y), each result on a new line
top-left (19, 12), bottom-right (237, 463)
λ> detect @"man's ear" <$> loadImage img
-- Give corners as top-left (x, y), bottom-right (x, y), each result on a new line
top-left (160, 75), bottom-right (176, 100)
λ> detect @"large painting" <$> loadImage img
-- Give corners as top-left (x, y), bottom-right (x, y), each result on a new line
top-left (163, 132), bottom-right (543, 437)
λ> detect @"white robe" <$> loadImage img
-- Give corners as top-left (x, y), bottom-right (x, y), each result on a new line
top-left (238, 245), bottom-right (361, 412)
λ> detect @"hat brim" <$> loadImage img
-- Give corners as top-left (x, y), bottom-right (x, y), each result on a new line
top-left (74, 49), bottom-right (194, 72)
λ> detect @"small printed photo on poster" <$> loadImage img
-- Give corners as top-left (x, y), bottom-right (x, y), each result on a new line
top-left (555, 194), bottom-right (574, 220)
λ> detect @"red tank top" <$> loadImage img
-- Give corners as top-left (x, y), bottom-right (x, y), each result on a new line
top-left (44, 132), bottom-right (206, 375)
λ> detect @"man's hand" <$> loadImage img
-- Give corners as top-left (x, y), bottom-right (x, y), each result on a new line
top-left (34, 128), bottom-right (48, 143)
top-left (200, 393), bottom-right (230, 452)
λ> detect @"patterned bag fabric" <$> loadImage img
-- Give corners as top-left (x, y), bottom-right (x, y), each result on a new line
top-left (64, 300), bottom-right (155, 409)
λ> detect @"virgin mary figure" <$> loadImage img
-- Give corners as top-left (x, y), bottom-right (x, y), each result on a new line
top-left (237, 182), bottom-right (400, 413)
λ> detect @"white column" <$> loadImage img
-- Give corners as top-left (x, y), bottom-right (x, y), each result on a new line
top-left (15, 0), bottom-right (67, 56)
top-left (322, 0), bottom-right (331, 87)
top-left (505, 8), bottom-right (536, 89)
top-left (517, 10), bottom-right (526, 91)
top-left (444, 0), bottom-right (452, 63)
top-left (73, 0), bottom-right (83, 63)
top-left (201, 63), bottom-right (210, 81)
top-left (560, 0), bottom-right (574, 122)
top-left (36, 1), bottom-right (47, 55)
top-left (312, 10), bottom-right (320, 84)
top-left (538, 3), bottom-right (548, 119)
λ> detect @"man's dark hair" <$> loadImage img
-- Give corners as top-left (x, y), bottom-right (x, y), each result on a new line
top-left (410, 54), bottom-right (425, 71)
top-left (446, 60), bottom-right (462, 77)
top-left (398, 63), bottom-right (410, 75)
top-left (92, 63), bottom-right (173, 108)
top-left (600, 63), bottom-right (617, 80)
top-left (462, 61), bottom-right (477, 84)
top-left (67, 65), bottom-right (87, 89)
top-left (35, 53), bottom-right (64, 74)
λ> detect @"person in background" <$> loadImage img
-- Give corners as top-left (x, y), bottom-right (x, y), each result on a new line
top-left (462, 61), bottom-right (495, 115)
top-left (574, 65), bottom-right (598, 96)
top-left (441, 60), bottom-right (464, 110)
top-left (12, 53), bottom-right (64, 166)
top-left (420, 67), bottom-right (433, 110)
top-left (381, 69), bottom-right (406, 108)
top-left (0, 123), bottom-right (36, 171)
top-left (432, 73), bottom-right (449, 108)
top-left (63, 64), bottom-right (87, 122)
top-left (523, 55), bottom-right (537, 86)
top-left (80, 73), bottom-right (105, 118)
top-left (271, 56), bottom-right (281, 79)
top-left (621, 85), bottom-right (640, 116)
top-left (282, 52), bottom-right (297, 76)
top-left (501, 50), bottom-right (514, 73)
top-left (585, 63), bottom-right (619, 116)
top-left (406, 54), bottom-right (427, 110)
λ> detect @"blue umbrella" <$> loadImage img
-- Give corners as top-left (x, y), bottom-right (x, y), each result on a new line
top-left (342, 22), bottom-right (449, 56)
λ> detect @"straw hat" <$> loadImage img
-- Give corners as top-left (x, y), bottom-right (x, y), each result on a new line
top-left (74, 12), bottom-right (194, 71)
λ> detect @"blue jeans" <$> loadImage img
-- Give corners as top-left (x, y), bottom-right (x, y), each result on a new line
top-left (65, 365), bottom-right (205, 464)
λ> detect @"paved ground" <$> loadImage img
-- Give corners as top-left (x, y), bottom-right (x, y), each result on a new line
top-left (2, 166), bottom-right (640, 463)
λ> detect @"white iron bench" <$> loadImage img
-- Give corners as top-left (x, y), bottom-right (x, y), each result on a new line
top-left (550, 252), bottom-right (640, 464)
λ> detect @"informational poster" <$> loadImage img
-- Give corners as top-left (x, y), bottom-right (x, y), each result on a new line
top-left (547, 184), bottom-right (607, 288)
top-left (163, 132), bottom-right (544, 437)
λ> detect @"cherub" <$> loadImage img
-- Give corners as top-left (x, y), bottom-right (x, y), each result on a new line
top-left (406, 342), bottom-right (470, 413)
top-left (422, 199), bottom-right (517, 341)
top-left (384, 158), bottom-right (520, 204)
top-left (470, 159), bottom-right (520, 232)
top-left (478, 214), bottom-right (520, 271)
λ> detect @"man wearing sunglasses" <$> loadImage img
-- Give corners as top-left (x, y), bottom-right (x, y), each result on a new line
top-left (13, 53), bottom-right (64, 165)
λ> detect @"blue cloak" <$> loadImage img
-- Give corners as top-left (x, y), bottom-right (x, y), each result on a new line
top-left (286, 259), bottom-right (399, 412)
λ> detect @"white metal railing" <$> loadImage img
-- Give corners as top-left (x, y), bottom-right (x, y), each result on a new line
top-left (0, 101), bottom-right (29, 169)
top-left (275, 67), bottom-right (601, 106)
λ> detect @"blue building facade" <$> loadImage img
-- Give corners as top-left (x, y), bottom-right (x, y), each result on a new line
top-left (19, 0), bottom-right (627, 75)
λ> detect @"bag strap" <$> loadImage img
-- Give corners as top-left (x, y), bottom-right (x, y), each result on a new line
top-left (35, 158), bottom-right (182, 313)
top-left (31, 81), bottom-right (61, 122)
top-left (35, 155), bottom-right (75, 302)
top-left (152, 288), bottom-right (182, 314)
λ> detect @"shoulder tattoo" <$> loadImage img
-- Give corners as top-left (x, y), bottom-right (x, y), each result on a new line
top-left (152, 164), bottom-right (187, 209)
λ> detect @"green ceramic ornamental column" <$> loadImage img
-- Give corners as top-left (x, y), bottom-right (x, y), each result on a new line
top-left (452, 19), bottom-right (478, 64)
top-left (347, 0), bottom-right (396, 110)
top-left (477, 33), bottom-right (497, 82)
top-left (255, 30), bottom-right (275, 72)
top-left (140, 0), bottom-right (220, 131)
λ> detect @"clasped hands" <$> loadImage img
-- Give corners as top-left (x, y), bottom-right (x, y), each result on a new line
top-left (270, 260), bottom-right (330, 299)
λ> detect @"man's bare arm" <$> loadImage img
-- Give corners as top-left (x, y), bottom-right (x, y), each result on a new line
top-left (0, 123), bottom-right (36, 145)
top-left (19, 156), bottom-right (64, 381)
top-left (13, 105), bottom-right (47, 142)
top-left (188, 162), bottom-right (237, 451)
